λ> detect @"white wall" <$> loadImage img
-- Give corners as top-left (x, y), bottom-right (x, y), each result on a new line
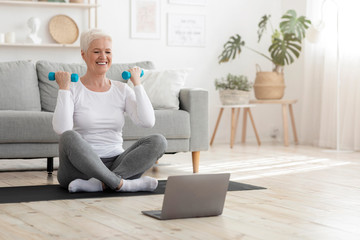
top-left (281, 0), bottom-right (307, 144)
top-left (0, 0), bottom-right (307, 145)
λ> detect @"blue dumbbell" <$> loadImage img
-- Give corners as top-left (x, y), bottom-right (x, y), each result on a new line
top-left (48, 72), bottom-right (79, 82)
top-left (121, 69), bottom-right (144, 80)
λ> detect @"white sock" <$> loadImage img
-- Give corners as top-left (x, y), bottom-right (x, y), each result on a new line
top-left (68, 178), bottom-right (103, 193)
top-left (118, 176), bottom-right (158, 192)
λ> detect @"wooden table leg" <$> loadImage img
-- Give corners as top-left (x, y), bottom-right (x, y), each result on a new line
top-left (282, 104), bottom-right (289, 146)
top-left (230, 108), bottom-right (236, 148)
top-left (232, 108), bottom-right (241, 145)
top-left (241, 108), bottom-right (248, 143)
top-left (289, 104), bottom-right (299, 144)
top-left (210, 107), bottom-right (224, 146)
top-left (248, 109), bottom-right (261, 146)
top-left (192, 151), bottom-right (200, 173)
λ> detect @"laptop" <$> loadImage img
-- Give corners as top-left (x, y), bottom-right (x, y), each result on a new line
top-left (142, 173), bottom-right (230, 220)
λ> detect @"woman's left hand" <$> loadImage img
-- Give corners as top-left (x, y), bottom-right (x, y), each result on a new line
top-left (128, 67), bottom-right (142, 86)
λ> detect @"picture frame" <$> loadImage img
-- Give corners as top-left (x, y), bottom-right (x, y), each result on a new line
top-left (131, 0), bottom-right (161, 39)
top-left (168, 0), bottom-right (206, 6)
top-left (167, 14), bottom-right (206, 47)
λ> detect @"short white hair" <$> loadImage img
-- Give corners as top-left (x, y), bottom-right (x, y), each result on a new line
top-left (80, 29), bottom-right (112, 52)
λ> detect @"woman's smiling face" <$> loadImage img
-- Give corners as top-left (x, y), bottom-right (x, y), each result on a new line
top-left (82, 37), bottom-right (112, 75)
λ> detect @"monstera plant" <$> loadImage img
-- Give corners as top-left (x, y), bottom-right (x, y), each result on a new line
top-left (218, 9), bottom-right (311, 73)
top-left (218, 9), bottom-right (311, 100)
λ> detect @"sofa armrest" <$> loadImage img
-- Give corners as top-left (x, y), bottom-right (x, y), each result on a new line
top-left (179, 88), bottom-right (208, 151)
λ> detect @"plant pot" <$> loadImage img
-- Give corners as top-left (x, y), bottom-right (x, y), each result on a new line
top-left (219, 89), bottom-right (250, 105)
top-left (253, 66), bottom-right (285, 100)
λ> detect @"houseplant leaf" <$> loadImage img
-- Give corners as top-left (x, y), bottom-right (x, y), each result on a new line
top-left (280, 9), bottom-right (311, 41)
top-left (257, 14), bottom-right (271, 43)
top-left (218, 34), bottom-right (245, 63)
top-left (269, 33), bottom-right (301, 67)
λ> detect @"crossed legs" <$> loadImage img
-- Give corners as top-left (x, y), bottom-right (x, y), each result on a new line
top-left (57, 130), bottom-right (167, 192)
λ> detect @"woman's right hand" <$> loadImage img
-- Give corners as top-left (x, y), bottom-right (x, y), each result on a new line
top-left (55, 71), bottom-right (71, 90)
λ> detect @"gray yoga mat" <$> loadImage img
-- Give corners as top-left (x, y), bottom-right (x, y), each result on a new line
top-left (0, 180), bottom-right (265, 204)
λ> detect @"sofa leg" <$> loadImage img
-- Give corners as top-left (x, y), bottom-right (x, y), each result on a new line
top-left (47, 157), bottom-right (54, 175)
top-left (192, 151), bottom-right (200, 173)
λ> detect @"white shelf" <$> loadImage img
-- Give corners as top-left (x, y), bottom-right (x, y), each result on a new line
top-left (0, 43), bottom-right (80, 48)
top-left (0, 0), bottom-right (99, 48)
top-left (0, 0), bottom-right (99, 8)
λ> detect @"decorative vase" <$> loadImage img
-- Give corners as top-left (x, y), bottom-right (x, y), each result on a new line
top-left (253, 65), bottom-right (285, 100)
top-left (219, 90), bottom-right (250, 105)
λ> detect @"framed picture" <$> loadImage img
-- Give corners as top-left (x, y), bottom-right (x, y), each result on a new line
top-left (167, 14), bottom-right (206, 47)
top-left (131, 0), bottom-right (161, 39)
top-left (168, 0), bottom-right (206, 6)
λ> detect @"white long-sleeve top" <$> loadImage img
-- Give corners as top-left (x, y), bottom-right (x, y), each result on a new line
top-left (52, 80), bottom-right (155, 158)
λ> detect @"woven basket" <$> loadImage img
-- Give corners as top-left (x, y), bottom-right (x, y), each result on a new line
top-left (253, 66), bottom-right (285, 100)
top-left (49, 15), bottom-right (79, 44)
top-left (219, 90), bottom-right (250, 105)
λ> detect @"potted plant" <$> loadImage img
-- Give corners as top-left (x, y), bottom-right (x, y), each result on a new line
top-left (215, 73), bottom-right (252, 105)
top-left (218, 10), bottom-right (311, 100)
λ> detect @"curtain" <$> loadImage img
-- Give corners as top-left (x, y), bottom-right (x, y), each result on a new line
top-left (302, 0), bottom-right (360, 150)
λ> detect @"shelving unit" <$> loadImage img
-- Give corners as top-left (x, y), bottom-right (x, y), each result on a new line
top-left (0, 0), bottom-right (98, 8)
top-left (0, 0), bottom-right (99, 48)
top-left (0, 42), bottom-right (80, 48)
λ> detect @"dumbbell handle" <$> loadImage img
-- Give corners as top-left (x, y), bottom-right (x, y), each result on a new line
top-left (122, 69), bottom-right (144, 80)
top-left (48, 72), bottom-right (79, 82)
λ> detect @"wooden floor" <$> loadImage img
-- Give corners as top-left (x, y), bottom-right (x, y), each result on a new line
top-left (1, 143), bottom-right (360, 240)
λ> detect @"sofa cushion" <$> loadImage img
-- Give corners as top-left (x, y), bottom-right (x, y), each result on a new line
top-left (0, 111), bottom-right (59, 143)
top-left (0, 61), bottom-right (41, 111)
top-left (36, 60), bottom-right (155, 112)
top-left (0, 143), bottom-right (59, 159)
top-left (36, 60), bottom-right (87, 112)
top-left (123, 109), bottom-right (190, 140)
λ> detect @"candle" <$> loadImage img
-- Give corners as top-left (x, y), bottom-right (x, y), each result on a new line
top-left (5, 32), bottom-right (16, 43)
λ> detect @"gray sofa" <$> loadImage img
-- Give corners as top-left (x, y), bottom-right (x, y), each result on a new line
top-left (0, 60), bottom-right (208, 174)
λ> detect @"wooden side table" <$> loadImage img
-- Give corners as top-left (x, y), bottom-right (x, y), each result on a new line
top-left (250, 99), bottom-right (299, 146)
top-left (210, 104), bottom-right (261, 148)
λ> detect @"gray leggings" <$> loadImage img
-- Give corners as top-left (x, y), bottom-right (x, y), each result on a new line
top-left (57, 130), bottom-right (167, 190)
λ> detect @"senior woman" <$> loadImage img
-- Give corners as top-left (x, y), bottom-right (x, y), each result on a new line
top-left (52, 29), bottom-right (167, 193)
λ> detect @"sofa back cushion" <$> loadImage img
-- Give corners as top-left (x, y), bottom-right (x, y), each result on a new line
top-left (36, 60), bottom-right (87, 112)
top-left (36, 60), bottom-right (155, 112)
top-left (0, 61), bottom-right (41, 111)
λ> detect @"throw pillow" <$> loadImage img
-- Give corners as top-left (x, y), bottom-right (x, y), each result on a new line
top-left (136, 69), bottom-right (189, 110)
